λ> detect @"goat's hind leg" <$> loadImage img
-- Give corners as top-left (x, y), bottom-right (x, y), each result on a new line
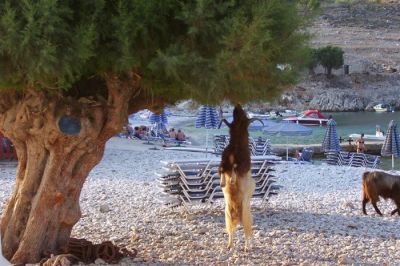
top-left (242, 198), bottom-right (253, 252)
top-left (242, 176), bottom-right (256, 252)
top-left (391, 199), bottom-right (400, 216)
top-left (372, 201), bottom-right (383, 216)
top-left (225, 206), bottom-right (235, 250)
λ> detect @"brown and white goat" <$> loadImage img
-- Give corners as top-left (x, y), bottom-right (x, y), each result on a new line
top-left (362, 171), bottom-right (400, 216)
top-left (218, 105), bottom-right (262, 251)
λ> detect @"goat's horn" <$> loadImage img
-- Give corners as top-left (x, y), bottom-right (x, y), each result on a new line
top-left (248, 118), bottom-right (264, 126)
top-left (218, 119), bottom-right (231, 129)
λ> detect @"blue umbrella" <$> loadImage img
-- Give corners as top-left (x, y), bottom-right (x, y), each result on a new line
top-left (381, 120), bottom-right (400, 169)
top-left (263, 121), bottom-right (313, 160)
top-left (149, 112), bottom-right (168, 137)
top-left (149, 112), bottom-right (168, 124)
top-left (322, 119), bottom-right (341, 152)
top-left (195, 105), bottom-right (220, 155)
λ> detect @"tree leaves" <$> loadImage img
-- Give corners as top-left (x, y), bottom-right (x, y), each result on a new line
top-left (0, 0), bottom-right (313, 105)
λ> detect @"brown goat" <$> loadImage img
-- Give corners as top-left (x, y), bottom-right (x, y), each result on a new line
top-left (218, 105), bottom-right (262, 251)
top-left (362, 171), bottom-right (400, 216)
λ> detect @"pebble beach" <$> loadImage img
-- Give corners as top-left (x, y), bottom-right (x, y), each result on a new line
top-left (1, 137), bottom-right (400, 265)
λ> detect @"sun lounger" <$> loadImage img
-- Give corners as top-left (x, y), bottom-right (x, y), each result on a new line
top-left (325, 151), bottom-right (380, 168)
top-left (157, 156), bottom-right (280, 207)
top-left (213, 135), bottom-right (274, 156)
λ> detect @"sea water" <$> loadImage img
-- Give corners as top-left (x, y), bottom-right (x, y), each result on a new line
top-left (179, 112), bottom-right (400, 144)
top-left (174, 111), bottom-right (400, 170)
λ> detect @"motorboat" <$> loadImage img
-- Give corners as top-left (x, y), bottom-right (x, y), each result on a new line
top-left (247, 111), bottom-right (270, 119)
top-left (348, 133), bottom-right (385, 142)
top-left (269, 109), bottom-right (300, 119)
top-left (283, 109), bottom-right (329, 126)
top-left (373, 104), bottom-right (394, 112)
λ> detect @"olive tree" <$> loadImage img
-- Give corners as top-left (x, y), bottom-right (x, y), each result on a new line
top-left (317, 45), bottom-right (344, 77)
top-left (0, 0), bottom-right (312, 263)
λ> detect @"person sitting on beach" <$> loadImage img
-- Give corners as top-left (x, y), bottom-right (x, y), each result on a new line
top-left (176, 129), bottom-right (186, 141)
top-left (120, 126), bottom-right (128, 138)
top-left (169, 128), bottom-right (177, 138)
top-left (126, 124), bottom-right (134, 138)
top-left (133, 126), bottom-right (143, 139)
top-left (356, 133), bottom-right (366, 153)
top-left (294, 149), bottom-right (302, 160)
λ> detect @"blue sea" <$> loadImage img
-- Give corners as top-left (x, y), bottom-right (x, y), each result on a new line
top-left (176, 111), bottom-right (400, 170)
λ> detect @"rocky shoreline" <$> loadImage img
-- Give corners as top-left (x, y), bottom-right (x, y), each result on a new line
top-left (248, 72), bottom-right (400, 114)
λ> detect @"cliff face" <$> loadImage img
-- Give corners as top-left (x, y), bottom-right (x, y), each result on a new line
top-left (308, 90), bottom-right (365, 111)
top-left (288, 74), bottom-right (400, 112)
top-left (259, 1), bottom-right (400, 112)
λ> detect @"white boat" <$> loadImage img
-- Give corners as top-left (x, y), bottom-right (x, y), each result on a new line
top-left (248, 109), bottom-right (300, 120)
top-left (373, 104), bottom-right (394, 112)
top-left (283, 110), bottom-right (329, 126)
top-left (247, 112), bottom-right (270, 119)
top-left (269, 109), bottom-right (300, 119)
top-left (348, 134), bottom-right (385, 142)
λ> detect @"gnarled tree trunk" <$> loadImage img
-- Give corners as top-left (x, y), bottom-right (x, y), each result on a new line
top-left (0, 73), bottom-right (147, 264)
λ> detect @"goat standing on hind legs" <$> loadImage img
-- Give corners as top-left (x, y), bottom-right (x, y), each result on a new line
top-left (218, 104), bottom-right (263, 251)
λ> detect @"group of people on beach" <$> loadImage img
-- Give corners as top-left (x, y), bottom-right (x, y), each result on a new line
top-left (120, 124), bottom-right (187, 142)
top-left (167, 128), bottom-right (186, 141)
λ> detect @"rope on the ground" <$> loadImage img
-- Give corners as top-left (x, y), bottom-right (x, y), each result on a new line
top-left (39, 237), bottom-right (137, 265)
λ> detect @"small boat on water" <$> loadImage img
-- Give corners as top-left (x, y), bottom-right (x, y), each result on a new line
top-left (248, 109), bottom-right (300, 120)
top-left (283, 109), bottom-right (329, 126)
top-left (247, 111), bottom-right (270, 119)
top-left (348, 133), bottom-right (385, 142)
top-left (269, 109), bottom-right (300, 119)
top-left (373, 104), bottom-right (394, 112)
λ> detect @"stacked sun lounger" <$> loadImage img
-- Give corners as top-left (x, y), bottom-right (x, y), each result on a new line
top-left (325, 151), bottom-right (380, 168)
top-left (156, 155), bottom-right (281, 207)
top-left (213, 135), bottom-right (273, 156)
top-left (213, 135), bottom-right (229, 154)
top-left (249, 137), bottom-right (273, 156)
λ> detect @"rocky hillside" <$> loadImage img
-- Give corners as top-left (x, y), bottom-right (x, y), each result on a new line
top-left (252, 1), bottom-right (400, 112)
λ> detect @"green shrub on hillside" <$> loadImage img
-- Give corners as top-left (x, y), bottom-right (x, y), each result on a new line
top-left (305, 47), bottom-right (320, 74)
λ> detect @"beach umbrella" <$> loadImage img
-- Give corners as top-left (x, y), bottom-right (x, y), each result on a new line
top-left (263, 121), bottom-right (313, 160)
top-left (149, 112), bottom-right (168, 125)
top-left (381, 120), bottom-right (400, 169)
top-left (322, 119), bottom-right (341, 152)
top-left (195, 105), bottom-right (220, 155)
top-left (148, 111), bottom-right (168, 137)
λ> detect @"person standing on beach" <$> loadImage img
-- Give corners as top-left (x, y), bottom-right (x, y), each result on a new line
top-left (356, 133), bottom-right (365, 153)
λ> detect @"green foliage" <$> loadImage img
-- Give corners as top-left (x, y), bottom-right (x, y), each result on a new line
top-left (0, 0), bottom-right (313, 105)
top-left (305, 47), bottom-right (320, 73)
top-left (316, 45), bottom-right (344, 76)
